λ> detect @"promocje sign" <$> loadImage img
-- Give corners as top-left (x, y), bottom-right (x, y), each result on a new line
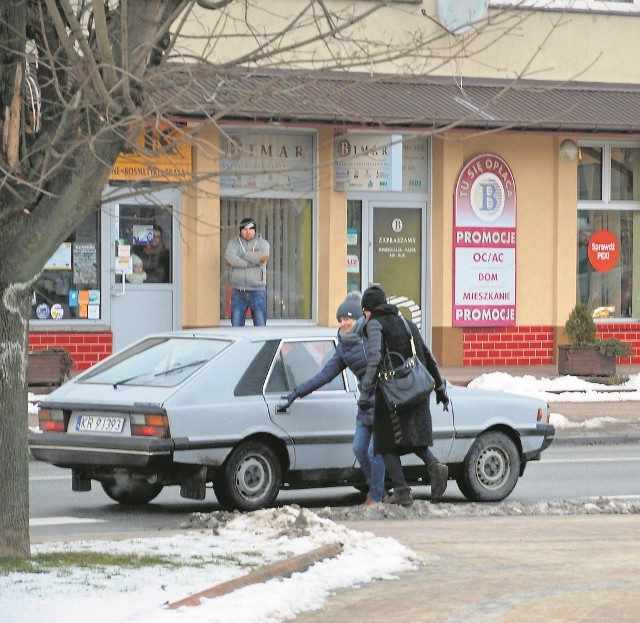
top-left (453, 153), bottom-right (517, 327)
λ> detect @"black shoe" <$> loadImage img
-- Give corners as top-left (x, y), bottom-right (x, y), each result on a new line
top-left (427, 461), bottom-right (448, 499)
top-left (385, 486), bottom-right (413, 507)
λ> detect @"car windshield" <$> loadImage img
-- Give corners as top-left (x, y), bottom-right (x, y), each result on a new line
top-left (80, 337), bottom-right (231, 387)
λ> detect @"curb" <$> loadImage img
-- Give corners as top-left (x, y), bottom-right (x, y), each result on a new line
top-left (553, 433), bottom-right (640, 446)
top-left (166, 542), bottom-right (343, 609)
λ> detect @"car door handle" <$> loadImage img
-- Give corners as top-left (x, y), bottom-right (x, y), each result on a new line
top-left (276, 406), bottom-right (290, 414)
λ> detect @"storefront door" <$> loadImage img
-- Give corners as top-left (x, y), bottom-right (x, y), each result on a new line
top-left (349, 197), bottom-right (428, 331)
top-left (105, 188), bottom-right (181, 351)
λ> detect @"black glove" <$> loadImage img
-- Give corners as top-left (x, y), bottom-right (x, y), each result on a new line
top-left (435, 387), bottom-right (450, 412)
top-left (357, 393), bottom-right (373, 411)
top-left (278, 390), bottom-right (299, 409)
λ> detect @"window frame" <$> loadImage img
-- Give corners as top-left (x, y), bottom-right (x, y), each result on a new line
top-left (219, 127), bottom-right (318, 325)
top-left (490, 1), bottom-right (640, 13)
top-left (29, 209), bottom-right (104, 328)
top-left (577, 140), bottom-right (640, 322)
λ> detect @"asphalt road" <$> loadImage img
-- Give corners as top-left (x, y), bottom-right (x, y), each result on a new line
top-left (29, 442), bottom-right (640, 542)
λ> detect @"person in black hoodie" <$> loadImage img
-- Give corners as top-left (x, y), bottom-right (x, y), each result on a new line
top-left (359, 285), bottom-right (449, 506)
top-left (279, 292), bottom-right (386, 504)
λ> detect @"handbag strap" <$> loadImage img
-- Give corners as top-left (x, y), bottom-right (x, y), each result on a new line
top-left (399, 316), bottom-right (417, 357)
top-left (380, 315), bottom-right (417, 372)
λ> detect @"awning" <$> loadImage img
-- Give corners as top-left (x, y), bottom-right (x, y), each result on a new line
top-left (155, 66), bottom-right (640, 133)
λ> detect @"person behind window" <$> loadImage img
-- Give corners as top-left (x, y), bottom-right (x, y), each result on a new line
top-left (279, 292), bottom-right (387, 505)
top-left (126, 254), bottom-right (147, 283)
top-left (359, 285), bottom-right (450, 507)
top-left (135, 223), bottom-right (170, 283)
top-left (224, 217), bottom-right (270, 326)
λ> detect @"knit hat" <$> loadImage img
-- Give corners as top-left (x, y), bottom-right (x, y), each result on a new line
top-left (361, 285), bottom-right (387, 312)
top-left (336, 294), bottom-right (363, 321)
top-left (239, 217), bottom-right (256, 231)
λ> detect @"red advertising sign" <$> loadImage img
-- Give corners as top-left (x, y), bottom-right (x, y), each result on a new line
top-left (453, 154), bottom-right (517, 327)
top-left (588, 229), bottom-right (619, 272)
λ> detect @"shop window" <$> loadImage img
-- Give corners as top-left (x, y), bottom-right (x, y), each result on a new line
top-left (578, 146), bottom-right (602, 201)
top-left (347, 200), bottom-right (363, 293)
top-left (577, 143), bottom-right (640, 319)
top-left (114, 204), bottom-right (172, 284)
top-left (31, 212), bottom-right (101, 321)
top-left (220, 198), bottom-right (313, 320)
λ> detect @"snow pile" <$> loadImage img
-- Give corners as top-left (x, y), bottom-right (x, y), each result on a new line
top-left (0, 505), bottom-right (422, 623)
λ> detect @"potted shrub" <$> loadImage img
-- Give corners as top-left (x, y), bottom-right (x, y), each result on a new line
top-left (27, 348), bottom-right (74, 387)
top-left (558, 303), bottom-right (632, 376)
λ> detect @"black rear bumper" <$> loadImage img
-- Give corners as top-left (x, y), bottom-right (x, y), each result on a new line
top-left (28, 431), bottom-right (174, 469)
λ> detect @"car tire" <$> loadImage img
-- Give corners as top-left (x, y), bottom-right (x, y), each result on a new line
top-left (215, 441), bottom-right (282, 511)
top-left (101, 477), bottom-right (163, 505)
top-left (457, 431), bottom-right (520, 502)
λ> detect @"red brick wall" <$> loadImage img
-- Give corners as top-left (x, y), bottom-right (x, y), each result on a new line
top-left (463, 323), bottom-right (640, 366)
top-left (594, 322), bottom-right (640, 365)
top-left (28, 332), bottom-right (113, 371)
top-left (463, 326), bottom-right (555, 366)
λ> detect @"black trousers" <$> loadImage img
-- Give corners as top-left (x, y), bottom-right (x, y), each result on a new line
top-left (382, 447), bottom-right (438, 488)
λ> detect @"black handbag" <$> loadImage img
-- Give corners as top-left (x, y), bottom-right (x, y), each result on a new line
top-left (378, 317), bottom-right (435, 413)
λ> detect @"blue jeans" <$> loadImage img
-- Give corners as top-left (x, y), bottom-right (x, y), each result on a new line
top-left (353, 421), bottom-right (386, 502)
top-left (231, 289), bottom-right (267, 326)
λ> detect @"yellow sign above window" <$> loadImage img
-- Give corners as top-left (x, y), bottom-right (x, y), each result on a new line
top-left (110, 122), bottom-right (191, 182)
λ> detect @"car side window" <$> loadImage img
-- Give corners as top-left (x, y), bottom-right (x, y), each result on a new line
top-left (265, 340), bottom-right (345, 393)
top-left (265, 355), bottom-right (288, 394)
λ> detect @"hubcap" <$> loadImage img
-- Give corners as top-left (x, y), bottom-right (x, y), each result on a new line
top-left (235, 455), bottom-right (271, 500)
top-left (475, 446), bottom-right (509, 490)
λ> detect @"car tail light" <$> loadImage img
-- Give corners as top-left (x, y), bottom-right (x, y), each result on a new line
top-left (38, 408), bottom-right (65, 432)
top-left (537, 407), bottom-right (550, 424)
top-left (130, 413), bottom-right (170, 437)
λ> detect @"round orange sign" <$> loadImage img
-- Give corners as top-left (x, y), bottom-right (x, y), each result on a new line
top-left (588, 229), bottom-right (619, 272)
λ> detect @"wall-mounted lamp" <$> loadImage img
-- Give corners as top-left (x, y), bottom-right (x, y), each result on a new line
top-left (559, 139), bottom-right (579, 163)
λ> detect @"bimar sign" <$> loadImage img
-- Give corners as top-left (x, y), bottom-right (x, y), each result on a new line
top-left (453, 153), bottom-right (517, 327)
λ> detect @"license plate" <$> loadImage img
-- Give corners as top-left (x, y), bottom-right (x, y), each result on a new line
top-left (75, 414), bottom-right (125, 433)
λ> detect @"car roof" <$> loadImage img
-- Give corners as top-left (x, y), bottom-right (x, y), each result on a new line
top-left (149, 326), bottom-right (340, 342)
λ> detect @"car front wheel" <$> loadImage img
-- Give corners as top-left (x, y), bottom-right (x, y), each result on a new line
top-left (214, 441), bottom-right (282, 511)
top-left (457, 431), bottom-right (520, 502)
top-left (101, 476), bottom-right (163, 505)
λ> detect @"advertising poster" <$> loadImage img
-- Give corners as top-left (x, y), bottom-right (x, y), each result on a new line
top-left (453, 153), bottom-right (517, 327)
top-left (373, 207), bottom-right (422, 325)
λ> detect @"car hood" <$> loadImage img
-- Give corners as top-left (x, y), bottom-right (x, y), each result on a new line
top-left (39, 379), bottom-right (177, 409)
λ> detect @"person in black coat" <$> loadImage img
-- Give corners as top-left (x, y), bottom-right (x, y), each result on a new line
top-left (279, 293), bottom-right (386, 504)
top-left (359, 285), bottom-right (449, 506)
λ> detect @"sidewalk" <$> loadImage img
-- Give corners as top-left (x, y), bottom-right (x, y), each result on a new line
top-left (294, 514), bottom-right (640, 623)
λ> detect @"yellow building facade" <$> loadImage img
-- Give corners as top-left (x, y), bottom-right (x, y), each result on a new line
top-left (29, 2), bottom-right (640, 368)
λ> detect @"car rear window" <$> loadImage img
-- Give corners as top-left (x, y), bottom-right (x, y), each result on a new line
top-left (80, 337), bottom-right (231, 387)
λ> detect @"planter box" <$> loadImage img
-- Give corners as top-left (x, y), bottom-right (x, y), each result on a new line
top-left (557, 345), bottom-right (616, 377)
top-left (27, 350), bottom-right (73, 387)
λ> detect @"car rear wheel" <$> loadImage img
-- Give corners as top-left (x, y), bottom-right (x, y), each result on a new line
top-left (101, 476), bottom-right (163, 505)
top-left (457, 431), bottom-right (520, 502)
top-left (214, 441), bottom-right (282, 511)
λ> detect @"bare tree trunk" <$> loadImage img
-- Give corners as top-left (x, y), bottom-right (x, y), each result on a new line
top-left (0, 281), bottom-right (32, 558)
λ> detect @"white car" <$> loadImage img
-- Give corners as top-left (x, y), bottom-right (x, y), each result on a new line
top-left (28, 327), bottom-right (555, 510)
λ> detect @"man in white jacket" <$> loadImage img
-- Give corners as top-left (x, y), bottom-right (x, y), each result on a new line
top-left (224, 217), bottom-right (270, 326)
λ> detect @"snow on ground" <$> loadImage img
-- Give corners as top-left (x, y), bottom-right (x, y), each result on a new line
top-left (468, 371), bottom-right (640, 403)
top-left (1, 506), bottom-right (421, 623)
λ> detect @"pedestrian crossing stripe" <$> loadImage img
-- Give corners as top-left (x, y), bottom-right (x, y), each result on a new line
top-left (30, 516), bottom-right (108, 526)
